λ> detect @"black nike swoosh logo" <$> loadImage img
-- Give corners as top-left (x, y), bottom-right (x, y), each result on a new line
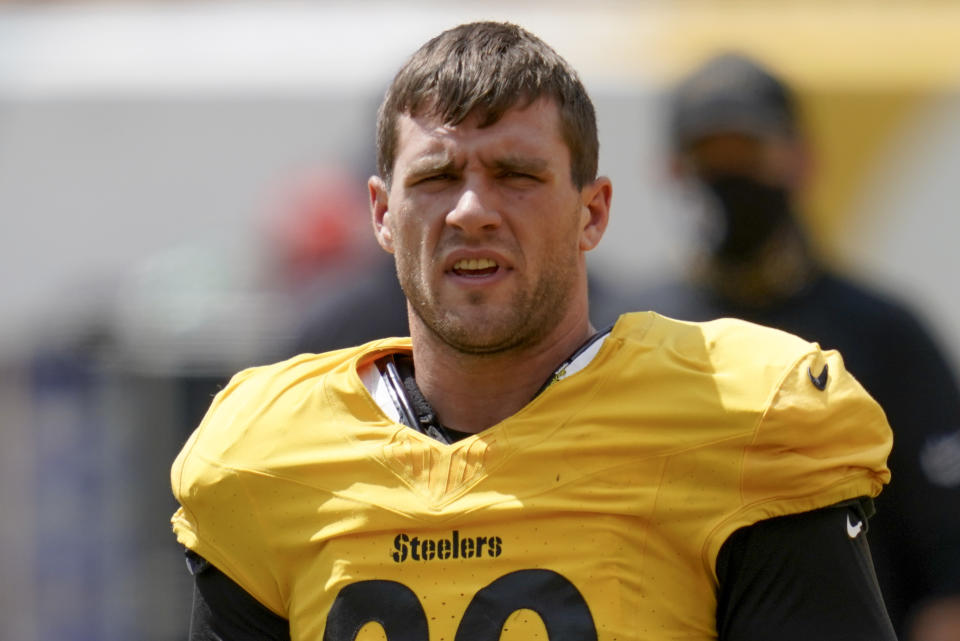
top-left (808, 364), bottom-right (829, 391)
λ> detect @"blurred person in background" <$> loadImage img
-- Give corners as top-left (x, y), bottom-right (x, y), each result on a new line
top-left (636, 52), bottom-right (960, 640)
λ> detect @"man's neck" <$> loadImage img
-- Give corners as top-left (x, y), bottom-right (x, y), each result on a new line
top-left (409, 312), bottom-right (595, 434)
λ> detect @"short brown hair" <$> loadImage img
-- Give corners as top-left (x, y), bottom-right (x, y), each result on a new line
top-left (376, 21), bottom-right (599, 188)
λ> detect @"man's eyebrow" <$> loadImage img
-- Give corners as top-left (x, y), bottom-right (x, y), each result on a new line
top-left (406, 153), bottom-right (458, 177)
top-left (491, 156), bottom-right (550, 174)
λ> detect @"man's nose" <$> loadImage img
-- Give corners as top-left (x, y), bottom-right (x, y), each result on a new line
top-left (445, 184), bottom-right (501, 234)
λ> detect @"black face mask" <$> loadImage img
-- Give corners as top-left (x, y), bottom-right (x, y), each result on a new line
top-left (697, 174), bottom-right (794, 261)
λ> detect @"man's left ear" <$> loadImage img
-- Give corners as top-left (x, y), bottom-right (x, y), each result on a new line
top-left (579, 176), bottom-right (612, 252)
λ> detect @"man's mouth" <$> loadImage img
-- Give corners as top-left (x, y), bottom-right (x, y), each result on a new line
top-left (451, 257), bottom-right (499, 277)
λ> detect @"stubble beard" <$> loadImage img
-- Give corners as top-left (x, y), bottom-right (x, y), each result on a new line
top-left (397, 249), bottom-right (579, 357)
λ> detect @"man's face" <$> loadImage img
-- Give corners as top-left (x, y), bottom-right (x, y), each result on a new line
top-left (370, 98), bottom-right (609, 355)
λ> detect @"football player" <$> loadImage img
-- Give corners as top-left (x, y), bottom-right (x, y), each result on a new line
top-left (172, 22), bottom-right (896, 640)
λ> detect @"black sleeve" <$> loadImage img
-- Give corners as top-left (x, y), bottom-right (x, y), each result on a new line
top-left (716, 497), bottom-right (897, 641)
top-left (185, 549), bottom-right (291, 641)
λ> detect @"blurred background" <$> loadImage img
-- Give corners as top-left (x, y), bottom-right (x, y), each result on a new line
top-left (1, 1), bottom-right (959, 639)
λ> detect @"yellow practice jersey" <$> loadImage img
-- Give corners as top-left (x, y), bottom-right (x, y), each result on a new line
top-left (171, 312), bottom-right (892, 640)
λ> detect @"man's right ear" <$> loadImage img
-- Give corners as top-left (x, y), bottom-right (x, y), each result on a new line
top-left (368, 176), bottom-right (394, 253)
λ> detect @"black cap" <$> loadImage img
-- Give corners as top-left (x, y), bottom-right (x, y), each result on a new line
top-left (669, 52), bottom-right (797, 151)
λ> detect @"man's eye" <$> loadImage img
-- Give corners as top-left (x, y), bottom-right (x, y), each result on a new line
top-left (500, 171), bottom-right (539, 182)
top-left (419, 173), bottom-right (454, 183)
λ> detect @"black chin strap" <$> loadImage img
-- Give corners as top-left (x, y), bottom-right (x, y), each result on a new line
top-left (378, 354), bottom-right (469, 445)
top-left (376, 355), bottom-right (419, 429)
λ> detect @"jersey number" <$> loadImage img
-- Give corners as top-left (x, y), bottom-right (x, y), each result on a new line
top-left (323, 568), bottom-right (597, 641)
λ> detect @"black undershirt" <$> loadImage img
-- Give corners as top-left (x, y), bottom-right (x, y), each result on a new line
top-left (184, 345), bottom-right (896, 640)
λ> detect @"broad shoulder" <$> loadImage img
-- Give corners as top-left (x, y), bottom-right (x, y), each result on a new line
top-left (594, 312), bottom-right (832, 442)
top-left (615, 310), bottom-right (816, 376)
top-left (173, 337), bottom-right (411, 472)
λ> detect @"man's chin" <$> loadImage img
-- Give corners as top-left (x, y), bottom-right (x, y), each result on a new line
top-left (430, 315), bottom-right (532, 356)
top-left (438, 330), bottom-right (517, 356)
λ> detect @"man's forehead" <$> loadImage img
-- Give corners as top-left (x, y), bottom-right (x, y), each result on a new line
top-left (394, 99), bottom-right (564, 159)
top-left (394, 113), bottom-right (459, 151)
